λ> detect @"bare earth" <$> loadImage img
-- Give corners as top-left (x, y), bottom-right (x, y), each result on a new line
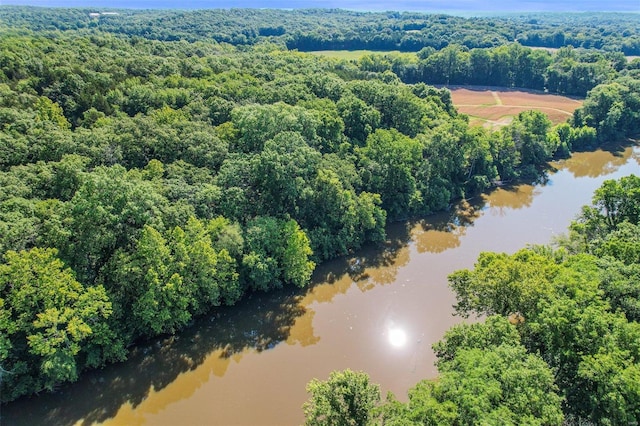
top-left (448, 86), bottom-right (583, 129)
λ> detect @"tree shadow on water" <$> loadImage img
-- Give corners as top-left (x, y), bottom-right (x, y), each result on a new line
top-left (561, 141), bottom-right (639, 179)
top-left (306, 196), bottom-right (493, 304)
top-left (0, 287), bottom-right (308, 426)
top-left (408, 197), bottom-right (486, 254)
top-left (308, 218), bottom-right (413, 300)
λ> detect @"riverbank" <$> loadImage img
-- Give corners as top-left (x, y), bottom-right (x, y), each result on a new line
top-left (4, 144), bottom-right (638, 425)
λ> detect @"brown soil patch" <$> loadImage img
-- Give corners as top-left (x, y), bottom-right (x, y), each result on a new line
top-left (450, 88), bottom-right (499, 105)
top-left (448, 86), bottom-right (583, 128)
top-left (497, 91), bottom-right (582, 108)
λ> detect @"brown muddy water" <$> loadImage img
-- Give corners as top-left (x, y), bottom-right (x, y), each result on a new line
top-left (2, 144), bottom-right (639, 426)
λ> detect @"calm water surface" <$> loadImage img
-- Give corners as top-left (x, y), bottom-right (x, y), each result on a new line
top-left (3, 144), bottom-right (639, 426)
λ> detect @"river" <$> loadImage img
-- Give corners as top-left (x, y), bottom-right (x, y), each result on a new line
top-left (2, 143), bottom-right (639, 426)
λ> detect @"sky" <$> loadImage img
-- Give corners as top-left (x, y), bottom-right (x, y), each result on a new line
top-left (0, 0), bottom-right (639, 13)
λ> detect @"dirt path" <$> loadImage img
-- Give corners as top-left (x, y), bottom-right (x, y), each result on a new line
top-left (464, 115), bottom-right (514, 128)
top-left (491, 91), bottom-right (502, 105)
top-left (455, 104), bottom-right (574, 115)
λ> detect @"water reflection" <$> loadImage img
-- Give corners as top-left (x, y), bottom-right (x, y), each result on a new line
top-left (410, 199), bottom-right (483, 254)
top-left (484, 184), bottom-right (539, 214)
top-left (2, 289), bottom-right (311, 426)
top-left (561, 143), bottom-right (640, 178)
top-left (286, 310), bottom-right (320, 347)
top-left (388, 328), bottom-right (408, 348)
top-left (305, 222), bottom-right (412, 306)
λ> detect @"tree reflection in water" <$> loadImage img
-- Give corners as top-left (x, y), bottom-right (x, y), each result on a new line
top-left (3, 287), bottom-right (310, 425)
top-left (561, 143), bottom-right (639, 179)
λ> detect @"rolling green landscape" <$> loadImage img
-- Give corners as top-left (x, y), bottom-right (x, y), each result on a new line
top-left (0, 6), bottom-right (639, 425)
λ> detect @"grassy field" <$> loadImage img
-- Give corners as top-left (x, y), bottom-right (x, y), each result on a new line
top-left (449, 87), bottom-right (583, 128)
top-left (306, 50), bottom-right (412, 60)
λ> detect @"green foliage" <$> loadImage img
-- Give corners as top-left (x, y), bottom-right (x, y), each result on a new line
top-left (108, 218), bottom-right (242, 338)
top-left (574, 78), bottom-right (640, 141)
top-left (4, 8), bottom-right (638, 55)
top-left (553, 122), bottom-right (598, 152)
top-left (432, 315), bottom-right (522, 364)
top-left (230, 103), bottom-right (320, 153)
top-left (593, 175), bottom-right (640, 229)
top-left (128, 226), bottom-right (191, 336)
top-left (251, 131), bottom-right (321, 217)
top-left (449, 253), bottom-right (639, 424)
top-left (409, 317), bottom-right (563, 425)
top-left (337, 95), bottom-right (381, 144)
top-left (0, 10), bottom-right (638, 404)
top-left (64, 165), bottom-right (168, 285)
top-left (449, 249), bottom-right (559, 318)
top-left (399, 345), bottom-right (564, 426)
top-left (524, 283), bottom-right (640, 424)
top-left (34, 97), bottom-right (71, 130)
top-left (312, 318), bottom-right (563, 426)
top-left (598, 258), bottom-right (640, 322)
top-left (507, 110), bottom-right (555, 168)
top-left (302, 168), bottom-right (386, 260)
top-left (419, 120), bottom-right (468, 210)
top-left (242, 217), bottom-right (315, 291)
top-left (447, 175), bottom-right (640, 424)
top-left (567, 175), bottom-right (640, 256)
top-left (0, 248), bottom-right (121, 402)
top-left (595, 222), bottom-right (640, 265)
top-left (359, 129), bottom-right (423, 219)
top-left (303, 369), bottom-right (380, 426)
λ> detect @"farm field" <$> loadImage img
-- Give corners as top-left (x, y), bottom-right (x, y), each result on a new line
top-left (449, 87), bottom-right (583, 128)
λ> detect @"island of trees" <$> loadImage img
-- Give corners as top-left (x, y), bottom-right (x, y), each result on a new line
top-left (0, 7), bottom-right (639, 422)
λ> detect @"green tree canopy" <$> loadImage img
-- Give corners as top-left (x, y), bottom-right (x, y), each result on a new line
top-left (303, 369), bottom-right (380, 426)
top-left (0, 248), bottom-right (120, 402)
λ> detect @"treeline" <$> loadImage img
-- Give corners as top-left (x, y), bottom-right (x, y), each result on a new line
top-left (359, 43), bottom-right (637, 97)
top-left (304, 175), bottom-right (640, 425)
top-left (1, 7), bottom-right (640, 54)
top-left (0, 24), bottom-right (638, 402)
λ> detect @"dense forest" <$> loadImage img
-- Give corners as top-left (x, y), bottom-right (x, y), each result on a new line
top-left (1, 7), bottom-right (640, 54)
top-left (304, 175), bottom-right (640, 425)
top-left (0, 6), bottom-right (639, 414)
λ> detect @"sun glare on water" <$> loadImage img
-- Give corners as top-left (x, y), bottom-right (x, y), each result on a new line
top-left (388, 328), bottom-right (408, 347)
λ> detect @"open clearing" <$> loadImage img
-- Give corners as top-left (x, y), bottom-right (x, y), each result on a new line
top-left (449, 86), bottom-right (583, 128)
top-left (305, 50), bottom-right (585, 129)
top-left (306, 50), bottom-right (375, 60)
top-left (306, 49), bottom-right (413, 60)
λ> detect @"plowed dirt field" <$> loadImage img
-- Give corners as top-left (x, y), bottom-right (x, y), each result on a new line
top-left (449, 86), bottom-right (583, 129)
